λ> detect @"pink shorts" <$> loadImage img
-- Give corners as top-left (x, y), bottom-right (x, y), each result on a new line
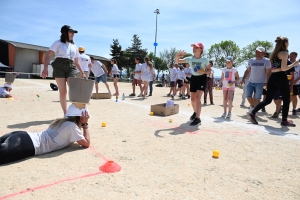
top-left (222, 87), bottom-right (235, 91)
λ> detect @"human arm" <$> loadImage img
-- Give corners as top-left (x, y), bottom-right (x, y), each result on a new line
top-left (197, 64), bottom-right (211, 75)
top-left (42, 50), bottom-right (55, 78)
top-left (241, 68), bottom-right (250, 85)
top-left (74, 57), bottom-right (86, 79)
top-left (279, 51), bottom-right (300, 71)
top-left (102, 64), bottom-right (108, 74)
top-left (233, 71), bottom-right (240, 84)
top-left (219, 72), bottom-right (224, 85)
top-left (176, 50), bottom-right (187, 64)
top-left (76, 111), bottom-right (90, 148)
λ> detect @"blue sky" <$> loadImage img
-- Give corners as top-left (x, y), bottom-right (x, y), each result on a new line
top-left (1, 0), bottom-right (300, 76)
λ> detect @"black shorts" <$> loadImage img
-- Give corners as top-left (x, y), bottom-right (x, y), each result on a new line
top-left (293, 85), bottom-right (300, 95)
top-left (177, 80), bottom-right (183, 88)
top-left (184, 77), bottom-right (191, 84)
top-left (113, 74), bottom-right (120, 78)
top-left (190, 75), bottom-right (207, 92)
top-left (273, 90), bottom-right (282, 100)
top-left (170, 81), bottom-right (175, 87)
top-left (263, 88), bottom-right (267, 95)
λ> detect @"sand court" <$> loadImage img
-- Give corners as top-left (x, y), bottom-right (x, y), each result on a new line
top-left (0, 78), bottom-right (300, 200)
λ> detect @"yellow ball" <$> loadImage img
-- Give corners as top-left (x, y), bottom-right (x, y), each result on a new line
top-left (150, 112), bottom-right (154, 116)
top-left (188, 103), bottom-right (190, 106)
top-left (290, 92), bottom-right (293, 96)
top-left (101, 122), bottom-right (107, 127)
top-left (212, 150), bottom-right (220, 158)
top-left (169, 118), bottom-right (173, 123)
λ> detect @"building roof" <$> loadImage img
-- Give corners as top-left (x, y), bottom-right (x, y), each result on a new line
top-left (0, 39), bottom-right (110, 61)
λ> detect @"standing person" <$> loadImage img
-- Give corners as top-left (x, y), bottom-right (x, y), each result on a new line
top-left (161, 74), bottom-right (165, 87)
top-left (129, 58), bottom-right (142, 97)
top-left (148, 67), bottom-right (156, 96)
top-left (165, 73), bottom-right (170, 87)
top-left (241, 47), bottom-right (271, 114)
top-left (168, 63), bottom-right (178, 99)
top-left (247, 37), bottom-right (299, 127)
top-left (289, 52), bottom-right (299, 115)
top-left (204, 60), bottom-right (214, 105)
top-left (0, 83), bottom-right (12, 98)
top-left (76, 46), bottom-right (92, 78)
top-left (240, 69), bottom-right (250, 107)
top-left (176, 42), bottom-right (211, 126)
top-left (218, 56), bottom-right (239, 119)
top-left (90, 57), bottom-right (111, 94)
top-left (0, 107), bottom-right (91, 165)
top-left (183, 64), bottom-right (192, 98)
top-left (176, 65), bottom-right (187, 99)
top-left (140, 57), bottom-right (153, 99)
top-left (42, 25), bottom-right (86, 115)
top-left (110, 59), bottom-right (119, 96)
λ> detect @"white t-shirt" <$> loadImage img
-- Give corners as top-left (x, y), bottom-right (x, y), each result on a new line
top-left (169, 68), bottom-right (178, 82)
top-left (141, 63), bottom-right (151, 81)
top-left (294, 64), bottom-right (300, 85)
top-left (184, 67), bottom-right (192, 78)
top-left (27, 121), bottom-right (85, 155)
top-left (207, 69), bottom-right (214, 78)
top-left (49, 40), bottom-right (80, 61)
top-left (77, 53), bottom-right (91, 72)
top-left (0, 87), bottom-right (9, 98)
top-left (91, 61), bottom-right (105, 77)
top-left (247, 57), bottom-right (271, 83)
top-left (134, 63), bottom-right (142, 80)
top-left (222, 67), bottom-right (237, 89)
top-left (177, 70), bottom-right (186, 81)
top-left (111, 64), bottom-right (119, 75)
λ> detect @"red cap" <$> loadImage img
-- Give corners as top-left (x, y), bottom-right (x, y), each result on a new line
top-left (191, 42), bottom-right (204, 49)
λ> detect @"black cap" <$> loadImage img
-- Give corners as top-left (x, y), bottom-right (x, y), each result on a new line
top-left (60, 25), bottom-right (78, 33)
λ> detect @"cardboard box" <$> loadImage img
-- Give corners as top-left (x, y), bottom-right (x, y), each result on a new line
top-left (150, 103), bottom-right (179, 116)
top-left (91, 93), bottom-right (112, 99)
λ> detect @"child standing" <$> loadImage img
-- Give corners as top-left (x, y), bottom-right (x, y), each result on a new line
top-left (177, 66), bottom-right (187, 99)
top-left (140, 57), bottom-right (153, 98)
top-left (110, 59), bottom-right (119, 96)
top-left (176, 42), bottom-right (211, 126)
top-left (219, 56), bottom-right (239, 119)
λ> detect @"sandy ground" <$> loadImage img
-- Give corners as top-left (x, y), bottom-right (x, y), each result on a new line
top-left (0, 77), bottom-right (299, 200)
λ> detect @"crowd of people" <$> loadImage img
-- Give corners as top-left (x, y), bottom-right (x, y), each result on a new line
top-left (1, 24), bottom-right (300, 164)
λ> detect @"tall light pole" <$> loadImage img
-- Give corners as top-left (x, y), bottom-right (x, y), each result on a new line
top-left (153, 9), bottom-right (160, 79)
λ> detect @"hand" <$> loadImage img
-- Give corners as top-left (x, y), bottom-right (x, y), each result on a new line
top-left (82, 73), bottom-right (87, 79)
top-left (80, 111), bottom-right (90, 124)
top-left (240, 80), bottom-right (245, 85)
top-left (294, 60), bottom-right (299, 66)
top-left (177, 50), bottom-right (186, 57)
top-left (41, 69), bottom-right (48, 79)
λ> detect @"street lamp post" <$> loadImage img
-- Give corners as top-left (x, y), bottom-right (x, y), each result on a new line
top-left (154, 9), bottom-right (160, 80)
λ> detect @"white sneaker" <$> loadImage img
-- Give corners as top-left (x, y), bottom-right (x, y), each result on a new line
top-left (247, 107), bottom-right (253, 114)
top-left (226, 113), bottom-right (231, 119)
top-left (221, 112), bottom-right (227, 117)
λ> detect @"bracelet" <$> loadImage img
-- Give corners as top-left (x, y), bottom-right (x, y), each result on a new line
top-left (82, 125), bottom-right (88, 130)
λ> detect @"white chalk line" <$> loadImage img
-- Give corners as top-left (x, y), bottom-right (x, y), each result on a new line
top-left (113, 98), bottom-right (300, 141)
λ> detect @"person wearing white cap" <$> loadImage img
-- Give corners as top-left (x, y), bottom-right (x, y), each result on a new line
top-left (241, 46), bottom-right (271, 114)
top-left (0, 83), bottom-right (13, 98)
top-left (76, 46), bottom-right (92, 78)
top-left (42, 25), bottom-right (86, 115)
top-left (176, 42), bottom-right (211, 126)
top-left (0, 105), bottom-right (90, 164)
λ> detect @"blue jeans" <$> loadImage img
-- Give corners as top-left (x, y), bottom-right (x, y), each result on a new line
top-left (149, 81), bottom-right (153, 95)
top-left (246, 82), bottom-right (264, 100)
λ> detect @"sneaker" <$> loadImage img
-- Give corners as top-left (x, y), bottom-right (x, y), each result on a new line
top-left (185, 93), bottom-right (189, 96)
top-left (281, 120), bottom-right (296, 127)
top-left (247, 107), bottom-right (253, 114)
top-left (221, 112), bottom-right (227, 118)
top-left (240, 104), bottom-right (245, 107)
top-left (171, 95), bottom-right (174, 100)
top-left (203, 101), bottom-right (207, 105)
top-left (247, 112), bottom-right (258, 125)
top-left (190, 112), bottom-right (196, 121)
top-left (137, 94), bottom-right (142, 97)
top-left (226, 113), bottom-right (231, 119)
top-left (167, 93), bottom-right (170, 96)
top-left (210, 102), bottom-right (214, 105)
top-left (190, 118), bottom-right (201, 126)
top-left (271, 112), bottom-right (279, 118)
top-left (261, 107), bottom-right (266, 112)
top-left (181, 96), bottom-right (186, 100)
top-left (179, 94), bottom-right (182, 97)
top-left (292, 109), bottom-right (297, 115)
top-left (129, 93), bottom-right (136, 96)
top-left (297, 108), bottom-right (300, 112)
top-left (187, 95), bottom-right (190, 99)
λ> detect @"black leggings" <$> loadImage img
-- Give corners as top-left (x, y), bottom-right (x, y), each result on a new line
top-left (0, 131), bottom-right (35, 164)
top-left (252, 72), bottom-right (290, 121)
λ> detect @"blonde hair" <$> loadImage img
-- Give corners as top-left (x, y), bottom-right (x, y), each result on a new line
top-left (144, 57), bottom-right (153, 71)
top-left (270, 36), bottom-right (289, 63)
top-left (49, 116), bottom-right (80, 129)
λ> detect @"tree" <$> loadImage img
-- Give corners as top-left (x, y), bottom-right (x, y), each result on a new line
top-left (110, 39), bottom-right (123, 70)
top-left (125, 34), bottom-right (148, 75)
top-left (240, 40), bottom-right (273, 61)
top-left (148, 52), bottom-right (168, 79)
top-left (159, 47), bottom-right (178, 65)
top-left (207, 40), bottom-right (241, 68)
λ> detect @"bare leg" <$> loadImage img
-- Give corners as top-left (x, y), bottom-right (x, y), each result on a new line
top-left (191, 90), bottom-right (204, 118)
top-left (227, 90), bottom-right (234, 113)
top-left (95, 82), bottom-right (99, 93)
top-left (113, 77), bottom-right (119, 95)
top-left (55, 78), bottom-right (68, 115)
top-left (104, 82), bottom-right (111, 93)
top-left (223, 90), bottom-right (228, 113)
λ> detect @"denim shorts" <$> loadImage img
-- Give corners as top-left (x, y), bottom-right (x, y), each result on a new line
top-left (95, 74), bottom-right (107, 83)
top-left (246, 82), bottom-right (264, 99)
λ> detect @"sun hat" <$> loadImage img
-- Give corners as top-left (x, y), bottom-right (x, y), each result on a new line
top-left (191, 42), bottom-right (204, 49)
top-left (65, 104), bottom-right (89, 117)
top-left (78, 46), bottom-right (85, 52)
top-left (4, 83), bottom-right (12, 89)
top-left (256, 47), bottom-right (265, 52)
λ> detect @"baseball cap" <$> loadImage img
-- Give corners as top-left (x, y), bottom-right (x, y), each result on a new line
top-left (226, 56), bottom-right (233, 61)
top-left (60, 25), bottom-right (78, 33)
top-left (191, 42), bottom-right (204, 49)
top-left (4, 83), bottom-right (12, 89)
top-left (78, 46), bottom-right (85, 52)
top-left (65, 104), bottom-right (89, 117)
top-left (256, 47), bottom-right (265, 52)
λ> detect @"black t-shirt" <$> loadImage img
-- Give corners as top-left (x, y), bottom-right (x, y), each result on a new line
top-left (286, 60), bottom-right (295, 75)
